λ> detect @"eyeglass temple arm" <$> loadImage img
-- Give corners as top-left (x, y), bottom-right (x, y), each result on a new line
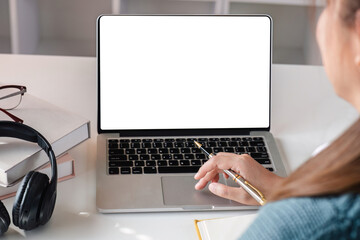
top-left (0, 89), bottom-right (26, 101)
top-left (0, 108), bottom-right (23, 123)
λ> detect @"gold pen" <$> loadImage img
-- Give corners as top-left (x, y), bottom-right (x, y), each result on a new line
top-left (194, 141), bottom-right (267, 206)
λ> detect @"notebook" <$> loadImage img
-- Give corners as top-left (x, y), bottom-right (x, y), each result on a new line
top-left (194, 213), bottom-right (258, 240)
top-left (96, 15), bottom-right (287, 213)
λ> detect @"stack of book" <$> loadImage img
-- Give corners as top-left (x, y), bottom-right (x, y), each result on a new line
top-left (0, 93), bottom-right (90, 199)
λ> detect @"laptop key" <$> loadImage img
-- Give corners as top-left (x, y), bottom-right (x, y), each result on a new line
top-left (176, 138), bottom-right (186, 142)
top-left (257, 146), bottom-right (267, 152)
top-left (135, 161), bottom-right (145, 166)
top-left (109, 155), bottom-right (127, 161)
top-left (142, 142), bottom-right (151, 148)
top-left (151, 155), bottom-right (161, 160)
top-left (158, 166), bottom-right (200, 173)
top-left (239, 142), bottom-right (249, 147)
top-left (163, 142), bottom-right (173, 148)
top-left (191, 160), bottom-right (201, 165)
top-left (140, 155), bottom-right (150, 160)
top-left (109, 168), bottom-right (119, 174)
top-left (153, 142), bottom-right (163, 148)
top-left (213, 147), bottom-right (223, 153)
top-left (170, 148), bottom-right (179, 153)
top-left (157, 161), bottom-right (168, 166)
top-left (131, 143), bottom-right (140, 148)
top-left (132, 167), bottom-right (143, 174)
top-left (180, 160), bottom-right (190, 166)
top-left (251, 153), bottom-right (269, 158)
top-left (207, 142), bottom-right (217, 147)
top-left (253, 137), bottom-right (264, 141)
top-left (120, 143), bottom-right (130, 148)
top-left (174, 142), bottom-right (184, 148)
top-left (120, 167), bottom-right (131, 174)
top-left (246, 147), bottom-right (256, 153)
top-left (198, 138), bottom-right (208, 142)
top-left (181, 148), bottom-right (191, 153)
top-left (168, 160), bottom-right (179, 166)
top-left (129, 155), bottom-right (139, 160)
top-left (146, 161), bottom-right (156, 166)
top-left (159, 148), bottom-right (169, 154)
top-left (173, 154), bottom-right (183, 160)
top-left (224, 147), bottom-right (235, 153)
top-left (191, 148), bottom-right (201, 153)
top-left (148, 149), bottom-right (158, 154)
top-left (250, 141), bottom-right (265, 147)
top-left (108, 143), bottom-right (118, 149)
top-left (126, 149), bottom-right (135, 154)
top-left (118, 161), bottom-right (133, 167)
top-left (228, 142), bottom-right (238, 147)
top-left (162, 154), bottom-right (172, 160)
top-left (109, 149), bottom-right (124, 155)
top-left (235, 147), bottom-right (246, 153)
top-left (144, 167), bottom-right (157, 174)
top-left (137, 149), bottom-right (146, 154)
top-left (255, 158), bottom-right (271, 164)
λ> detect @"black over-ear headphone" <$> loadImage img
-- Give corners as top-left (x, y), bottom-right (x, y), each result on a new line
top-left (0, 121), bottom-right (57, 234)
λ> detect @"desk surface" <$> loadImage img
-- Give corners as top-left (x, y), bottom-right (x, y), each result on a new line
top-left (0, 54), bottom-right (358, 239)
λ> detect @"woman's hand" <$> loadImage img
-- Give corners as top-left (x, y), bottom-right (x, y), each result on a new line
top-left (194, 153), bottom-right (284, 205)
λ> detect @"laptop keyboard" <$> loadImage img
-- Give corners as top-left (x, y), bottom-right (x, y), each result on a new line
top-left (107, 137), bottom-right (273, 175)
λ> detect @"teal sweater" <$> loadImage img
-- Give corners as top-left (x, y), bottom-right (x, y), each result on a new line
top-left (239, 194), bottom-right (360, 240)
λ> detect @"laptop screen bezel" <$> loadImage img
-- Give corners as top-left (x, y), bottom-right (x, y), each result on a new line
top-left (97, 14), bottom-right (272, 136)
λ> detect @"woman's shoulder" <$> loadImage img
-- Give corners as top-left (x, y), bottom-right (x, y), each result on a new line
top-left (239, 194), bottom-right (360, 240)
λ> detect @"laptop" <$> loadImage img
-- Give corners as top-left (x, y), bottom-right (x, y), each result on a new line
top-left (96, 15), bottom-right (287, 213)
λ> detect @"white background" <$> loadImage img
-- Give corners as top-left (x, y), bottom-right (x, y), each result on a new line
top-left (100, 15), bottom-right (270, 130)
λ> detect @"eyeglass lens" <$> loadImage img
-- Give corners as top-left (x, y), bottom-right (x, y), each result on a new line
top-left (0, 87), bottom-right (23, 110)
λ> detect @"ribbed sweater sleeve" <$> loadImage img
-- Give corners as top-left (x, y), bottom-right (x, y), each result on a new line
top-left (238, 194), bottom-right (360, 240)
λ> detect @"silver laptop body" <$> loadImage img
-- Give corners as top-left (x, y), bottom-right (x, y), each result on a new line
top-left (96, 15), bottom-right (287, 213)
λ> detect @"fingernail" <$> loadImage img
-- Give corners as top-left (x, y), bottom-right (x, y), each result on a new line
top-left (194, 173), bottom-right (199, 179)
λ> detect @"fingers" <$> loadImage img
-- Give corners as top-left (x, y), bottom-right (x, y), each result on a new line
top-left (194, 152), bottom-right (243, 180)
top-left (194, 169), bottom-right (218, 190)
top-left (208, 182), bottom-right (260, 206)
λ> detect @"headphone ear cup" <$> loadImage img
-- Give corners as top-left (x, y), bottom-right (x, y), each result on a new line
top-left (38, 183), bottom-right (56, 226)
top-left (12, 171), bottom-right (33, 228)
top-left (12, 171), bottom-right (49, 230)
top-left (0, 201), bottom-right (10, 235)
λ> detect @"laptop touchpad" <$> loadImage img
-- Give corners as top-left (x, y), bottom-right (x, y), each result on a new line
top-left (161, 176), bottom-right (231, 206)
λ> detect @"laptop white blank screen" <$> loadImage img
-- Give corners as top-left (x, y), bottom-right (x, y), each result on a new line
top-left (99, 15), bottom-right (271, 130)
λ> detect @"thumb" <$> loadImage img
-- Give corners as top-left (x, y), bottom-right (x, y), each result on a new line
top-left (208, 182), bottom-right (242, 202)
top-left (208, 182), bottom-right (259, 205)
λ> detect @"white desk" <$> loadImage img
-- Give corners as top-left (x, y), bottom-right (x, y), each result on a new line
top-left (0, 54), bottom-right (358, 239)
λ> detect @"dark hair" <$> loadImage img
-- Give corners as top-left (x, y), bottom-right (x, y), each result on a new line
top-left (341, 0), bottom-right (360, 26)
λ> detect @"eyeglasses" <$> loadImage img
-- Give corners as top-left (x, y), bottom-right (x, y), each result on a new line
top-left (0, 85), bottom-right (27, 123)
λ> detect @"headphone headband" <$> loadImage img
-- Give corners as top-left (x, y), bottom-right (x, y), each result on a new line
top-left (0, 121), bottom-right (57, 185)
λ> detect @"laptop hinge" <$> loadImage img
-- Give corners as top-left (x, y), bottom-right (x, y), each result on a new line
top-left (116, 129), bottom-right (254, 137)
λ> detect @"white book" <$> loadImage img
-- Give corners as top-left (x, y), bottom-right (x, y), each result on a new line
top-left (194, 213), bottom-right (258, 240)
top-left (0, 94), bottom-right (89, 186)
top-left (0, 153), bottom-right (75, 200)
